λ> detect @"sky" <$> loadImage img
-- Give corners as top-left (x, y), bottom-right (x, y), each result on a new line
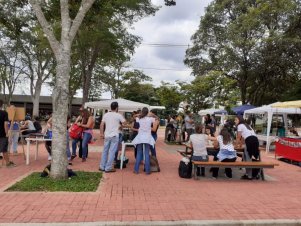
top-left (17, 0), bottom-right (212, 98)
top-left (127, 0), bottom-right (212, 86)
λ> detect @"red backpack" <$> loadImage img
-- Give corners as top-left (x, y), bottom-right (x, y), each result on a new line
top-left (69, 124), bottom-right (83, 139)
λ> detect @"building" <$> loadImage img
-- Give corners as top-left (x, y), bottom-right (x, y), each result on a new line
top-left (0, 94), bottom-right (83, 116)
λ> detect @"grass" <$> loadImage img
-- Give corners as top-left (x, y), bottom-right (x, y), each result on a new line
top-left (6, 171), bottom-right (102, 192)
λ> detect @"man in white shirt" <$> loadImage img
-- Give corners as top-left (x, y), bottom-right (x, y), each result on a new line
top-left (99, 102), bottom-right (125, 172)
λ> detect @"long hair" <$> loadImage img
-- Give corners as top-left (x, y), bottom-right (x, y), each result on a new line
top-left (220, 127), bottom-right (232, 145)
top-left (82, 109), bottom-right (91, 124)
top-left (236, 115), bottom-right (252, 130)
top-left (140, 107), bottom-right (149, 119)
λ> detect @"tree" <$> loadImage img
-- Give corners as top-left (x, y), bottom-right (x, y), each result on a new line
top-left (29, 0), bottom-right (96, 179)
top-left (20, 30), bottom-right (55, 117)
top-left (119, 70), bottom-right (156, 105)
top-left (185, 0), bottom-right (301, 105)
top-left (178, 72), bottom-right (240, 113)
top-left (0, 41), bottom-right (25, 104)
top-left (156, 82), bottom-right (182, 115)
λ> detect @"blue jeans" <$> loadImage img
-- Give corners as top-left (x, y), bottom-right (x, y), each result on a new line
top-left (81, 132), bottom-right (92, 159)
top-left (71, 138), bottom-right (80, 156)
top-left (66, 130), bottom-right (71, 160)
top-left (150, 133), bottom-right (157, 156)
top-left (100, 136), bottom-right (119, 171)
top-left (134, 143), bottom-right (151, 174)
top-left (10, 131), bottom-right (19, 153)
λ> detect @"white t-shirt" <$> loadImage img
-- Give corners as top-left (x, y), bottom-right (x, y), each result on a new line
top-left (185, 115), bottom-right (193, 129)
top-left (102, 112), bottom-right (125, 138)
top-left (188, 133), bottom-right (208, 157)
top-left (237, 124), bottom-right (256, 139)
top-left (132, 117), bottom-right (156, 146)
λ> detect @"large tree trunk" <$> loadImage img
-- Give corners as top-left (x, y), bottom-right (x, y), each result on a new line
top-left (32, 80), bottom-right (42, 117)
top-left (51, 50), bottom-right (70, 179)
top-left (82, 70), bottom-right (91, 104)
top-left (29, 0), bottom-right (96, 180)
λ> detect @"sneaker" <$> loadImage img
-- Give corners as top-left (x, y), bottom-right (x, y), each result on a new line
top-left (224, 174), bottom-right (232, 179)
top-left (241, 175), bottom-right (252, 180)
top-left (71, 155), bottom-right (77, 161)
top-left (105, 169), bottom-right (116, 173)
top-left (212, 176), bottom-right (217, 180)
top-left (6, 161), bottom-right (16, 168)
top-left (99, 168), bottom-right (105, 172)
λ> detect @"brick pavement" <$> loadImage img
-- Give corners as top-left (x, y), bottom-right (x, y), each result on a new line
top-left (0, 128), bottom-right (301, 224)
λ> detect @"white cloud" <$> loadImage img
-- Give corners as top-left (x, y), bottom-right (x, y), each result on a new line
top-left (129, 0), bottom-right (212, 87)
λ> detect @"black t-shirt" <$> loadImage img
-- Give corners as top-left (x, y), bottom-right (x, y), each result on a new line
top-left (0, 110), bottom-right (9, 138)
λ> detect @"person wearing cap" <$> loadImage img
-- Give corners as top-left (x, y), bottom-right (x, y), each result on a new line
top-left (99, 102), bottom-right (126, 173)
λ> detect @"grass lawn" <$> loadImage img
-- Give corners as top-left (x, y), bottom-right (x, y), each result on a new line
top-left (6, 171), bottom-right (102, 192)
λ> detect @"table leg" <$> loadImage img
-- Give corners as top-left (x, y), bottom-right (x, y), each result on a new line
top-left (120, 142), bottom-right (125, 170)
top-left (26, 139), bottom-right (30, 165)
top-left (35, 141), bottom-right (38, 160)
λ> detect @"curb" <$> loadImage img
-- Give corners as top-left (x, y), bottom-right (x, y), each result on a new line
top-left (1, 219), bottom-right (301, 226)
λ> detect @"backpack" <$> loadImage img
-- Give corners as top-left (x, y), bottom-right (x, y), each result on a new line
top-left (69, 124), bottom-right (83, 139)
top-left (150, 155), bottom-right (160, 172)
top-left (114, 156), bottom-right (129, 169)
top-left (40, 164), bottom-right (77, 178)
top-left (178, 157), bottom-right (192, 179)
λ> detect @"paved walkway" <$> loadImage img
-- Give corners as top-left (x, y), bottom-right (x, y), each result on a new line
top-left (0, 128), bottom-right (301, 224)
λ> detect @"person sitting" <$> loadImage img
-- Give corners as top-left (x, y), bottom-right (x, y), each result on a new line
top-left (20, 116), bottom-right (36, 136)
top-left (209, 128), bottom-right (237, 179)
top-left (187, 124), bottom-right (209, 177)
top-left (33, 116), bottom-right (42, 133)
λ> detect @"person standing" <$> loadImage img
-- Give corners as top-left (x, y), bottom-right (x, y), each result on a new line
top-left (99, 102), bottom-right (125, 172)
top-left (8, 120), bottom-right (20, 155)
top-left (132, 107), bottom-right (156, 174)
top-left (77, 109), bottom-right (95, 162)
top-left (149, 109), bottom-right (159, 156)
top-left (184, 111), bottom-right (194, 142)
top-left (235, 115), bottom-right (260, 180)
top-left (0, 100), bottom-right (16, 167)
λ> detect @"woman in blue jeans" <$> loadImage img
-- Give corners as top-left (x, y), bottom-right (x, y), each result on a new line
top-left (132, 107), bottom-right (156, 174)
top-left (76, 109), bottom-right (94, 162)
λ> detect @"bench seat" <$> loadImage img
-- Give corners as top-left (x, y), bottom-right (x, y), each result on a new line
top-left (192, 161), bottom-right (278, 180)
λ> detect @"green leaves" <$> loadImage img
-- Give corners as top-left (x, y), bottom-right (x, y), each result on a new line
top-left (185, 0), bottom-right (301, 105)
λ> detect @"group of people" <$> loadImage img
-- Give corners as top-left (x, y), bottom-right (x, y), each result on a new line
top-left (99, 102), bottom-right (159, 174)
top-left (188, 114), bottom-right (260, 180)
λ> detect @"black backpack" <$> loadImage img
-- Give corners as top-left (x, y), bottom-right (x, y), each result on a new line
top-left (178, 158), bottom-right (192, 179)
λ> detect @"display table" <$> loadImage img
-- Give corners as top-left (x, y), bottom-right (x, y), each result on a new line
top-left (275, 137), bottom-right (301, 162)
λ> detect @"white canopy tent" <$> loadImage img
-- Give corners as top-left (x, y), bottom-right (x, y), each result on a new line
top-left (198, 108), bottom-right (227, 126)
top-left (85, 98), bottom-right (165, 113)
top-left (244, 104), bottom-right (301, 152)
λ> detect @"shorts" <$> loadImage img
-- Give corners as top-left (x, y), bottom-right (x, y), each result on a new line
top-left (0, 137), bottom-right (8, 153)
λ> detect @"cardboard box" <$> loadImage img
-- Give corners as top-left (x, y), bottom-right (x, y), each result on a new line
top-left (7, 106), bottom-right (25, 121)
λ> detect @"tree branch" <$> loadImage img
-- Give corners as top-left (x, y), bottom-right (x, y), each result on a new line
top-left (69, 0), bottom-right (96, 43)
top-left (29, 0), bottom-right (60, 57)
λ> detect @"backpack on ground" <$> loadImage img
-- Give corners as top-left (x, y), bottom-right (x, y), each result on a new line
top-left (69, 124), bottom-right (84, 139)
top-left (114, 156), bottom-right (129, 169)
top-left (40, 164), bottom-right (77, 178)
top-left (178, 157), bottom-right (192, 179)
top-left (150, 155), bottom-right (160, 172)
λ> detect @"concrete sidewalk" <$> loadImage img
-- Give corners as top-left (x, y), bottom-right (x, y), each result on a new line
top-left (0, 128), bottom-right (301, 224)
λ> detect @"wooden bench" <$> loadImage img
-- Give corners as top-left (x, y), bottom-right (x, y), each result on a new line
top-left (192, 161), bottom-right (278, 180)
